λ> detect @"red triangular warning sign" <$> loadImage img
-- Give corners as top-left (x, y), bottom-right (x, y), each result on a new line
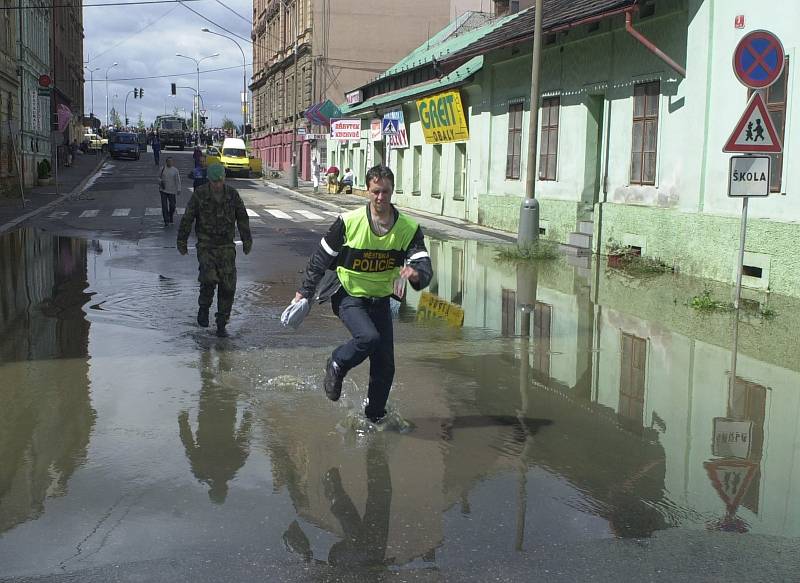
top-left (703, 458), bottom-right (758, 513)
top-left (723, 93), bottom-right (782, 153)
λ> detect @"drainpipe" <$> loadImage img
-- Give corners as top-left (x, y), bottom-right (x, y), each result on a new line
top-left (625, 9), bottom-right (686, 78)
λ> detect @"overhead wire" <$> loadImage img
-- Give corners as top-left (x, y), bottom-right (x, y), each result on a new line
top-left (178, 0), bottom-right (253, 44)
top-left (1, 0), bottom-right (202, 8)
top-left (107, 63), bottom-right (253, 81)
top-left (214, 0), bottom-right (251, 24)
top-left (87, 4), bottom-right (179, 63)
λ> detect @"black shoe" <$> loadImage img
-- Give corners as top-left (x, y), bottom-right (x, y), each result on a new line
top-left (197, 307), bottom-right (209, 327)
top-left (323, 357), bottom-right (344, 401)
top-left (366, 411), bottom-right (387, 424)
top-left (216, 317), bottom-right (228, 337)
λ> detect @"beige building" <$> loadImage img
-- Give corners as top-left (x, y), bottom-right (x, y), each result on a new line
top-left (50, 0), bottom-right (84, 148)
top-left (250, 0), bottom-right (489, 180)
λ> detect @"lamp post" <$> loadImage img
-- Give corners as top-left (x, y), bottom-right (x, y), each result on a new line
top-left (105, 62), bottom-right (118, 128)
top-left (279, 0), bottom-right (299, 187)
top-left (201, 28), bottom-right (248, 140)
top-left (84, 65), bottom-right (100, 118)
top-left (175, 52), bottom-right (219, 145)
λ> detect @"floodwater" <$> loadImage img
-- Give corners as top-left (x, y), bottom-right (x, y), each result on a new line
top-left (1, 228), bottom-right (799, 581)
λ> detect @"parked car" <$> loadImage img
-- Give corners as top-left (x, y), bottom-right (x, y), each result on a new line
top-left (219, 138), bottom-right (250, 177)
top-left (108, 131), bottom-right (141, 160)
top-left (83, 130), bottom-right (107, 152)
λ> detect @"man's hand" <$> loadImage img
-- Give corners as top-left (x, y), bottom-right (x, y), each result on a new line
top-left (177, 242), bottom-right (188, 256)
top-left (293, 291), bottom-right (304, 304)
top-left (399, 265), bottom-right (419, 283)
top-left (243, 240), bottom-right (252, 255)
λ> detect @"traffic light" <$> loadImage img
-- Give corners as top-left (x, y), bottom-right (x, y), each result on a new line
top-left (139, 87), bottom-right (144, 98)
top-left (125, 117), bottom-right (129, 125)
top-left (134, 88), bottom-right (138, 98)
top-left (171, 83), bottom-right (176, 95)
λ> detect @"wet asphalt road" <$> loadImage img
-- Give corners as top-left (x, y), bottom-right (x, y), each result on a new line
top-left (1, 151), bottom-right (800, 582)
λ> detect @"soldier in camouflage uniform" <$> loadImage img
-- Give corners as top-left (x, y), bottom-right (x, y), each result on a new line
top-left (177, 163), bottom-right (252, 337)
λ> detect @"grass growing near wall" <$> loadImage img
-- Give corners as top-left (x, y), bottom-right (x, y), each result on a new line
top-left (496, 241), bottom-right (559, 262)
top-left (688, 289), bottom-right (777, 320)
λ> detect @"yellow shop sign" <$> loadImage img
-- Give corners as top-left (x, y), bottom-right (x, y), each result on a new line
top-left (416, 90), bottom-right (469, 144)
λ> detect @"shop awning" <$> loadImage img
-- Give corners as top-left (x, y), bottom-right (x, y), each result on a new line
top-left (305, 99), bottom-right (341, 126)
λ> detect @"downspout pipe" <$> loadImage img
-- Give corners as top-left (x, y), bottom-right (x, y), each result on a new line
top-left (625, 9), bottom-right (686, 77)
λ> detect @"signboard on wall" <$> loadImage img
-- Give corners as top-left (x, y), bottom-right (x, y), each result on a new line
top-left (345, 89), bottom-right (363, 105)
top-left (415, 90), bottom-right (469, 144)
top-left (383, 110), bottom-right (408, 148)
top-left (369, 118), bottom-right (382, 142)
top-left (712, 418), bottom-right (754, 458)
top-left (330, 118), bottom-right (361, 141)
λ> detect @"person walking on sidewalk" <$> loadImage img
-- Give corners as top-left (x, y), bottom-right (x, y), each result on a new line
top-left (293, 164), bottom-right (433, 423)
top-left (177, 163), bottom-right (252, 338)
top-left (152, 133), bottom-right (161, 165)
top-left (336, 168), bottom-right (354, 194)
top-left (159, 157), bottom-right (181, 226)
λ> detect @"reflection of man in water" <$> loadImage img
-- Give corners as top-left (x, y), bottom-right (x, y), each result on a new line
top-left (282, 440), bottom-right (392, 570)
top-left (178, 349), bottom-right (252, 503)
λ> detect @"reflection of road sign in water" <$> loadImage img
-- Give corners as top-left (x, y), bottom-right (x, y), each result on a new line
top-left (712, 418), bottom-right (754, 457)
top-left (733, 30), bottom-right (785, 89)
top-left (704, 459), bottom-right (758, 513)
top-left (723, 93), bottom-right (782, 153)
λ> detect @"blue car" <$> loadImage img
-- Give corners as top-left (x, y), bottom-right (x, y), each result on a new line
top-left (108, 132), bottom-right (141, 160)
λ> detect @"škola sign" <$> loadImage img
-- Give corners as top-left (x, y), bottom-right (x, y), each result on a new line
top-left (416, 90), bottom-right (469, 144)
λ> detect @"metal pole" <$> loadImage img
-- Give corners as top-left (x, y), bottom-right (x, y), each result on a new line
top-left (196, 64), bottom-right (200, 145)
top-left (289, 0), bottom-right (299, 187)
top-left (90, 69), bottom-right (94, 115)
top-left (105, 74), bottom-right (109, 128)
top-left (517, 0), bottom-right (543, 246)
top-left (733, 196), bottom-right (748, 310)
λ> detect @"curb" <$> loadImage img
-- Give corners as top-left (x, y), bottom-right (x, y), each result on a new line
top-left (0, 156), bottom-right (107, 236)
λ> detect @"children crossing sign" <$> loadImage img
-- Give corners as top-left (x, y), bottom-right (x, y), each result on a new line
top-left (723, 92), bottom-right (782, 153)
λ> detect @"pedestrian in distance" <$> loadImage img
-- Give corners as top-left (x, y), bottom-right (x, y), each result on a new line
top-left (293, 164), bottom-right (433, 423)
top-left (337, 168), bottom-right (354, 194)
top-left (192, 165), bottom-right (208, 190)
top-left (152, 132), bottom-right (161, 165)
top-left (177, 162), bottom-right (252, 338)
top-left (159, 157), bottom-right (181, 226)
top-left (193, 145), bottom-right (203, 168)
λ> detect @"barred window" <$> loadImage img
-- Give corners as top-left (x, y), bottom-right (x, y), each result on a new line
top-left (630, 81), bottom-right (660, 185)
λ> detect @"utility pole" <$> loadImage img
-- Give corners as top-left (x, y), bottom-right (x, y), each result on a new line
top-left (288, 0), bottom-right (299, 187)
top-left (517, 0), bottom-right (543, 246)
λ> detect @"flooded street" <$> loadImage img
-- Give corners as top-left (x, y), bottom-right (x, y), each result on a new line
top-left (1, 227), bottom-right (799, 582)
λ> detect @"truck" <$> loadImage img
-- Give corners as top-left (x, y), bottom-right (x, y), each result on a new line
top-left (154, 115), bottom-right (189, 150)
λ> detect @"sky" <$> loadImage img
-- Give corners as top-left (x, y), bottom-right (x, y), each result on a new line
top-left (83, 0), bottom-right (253, 129)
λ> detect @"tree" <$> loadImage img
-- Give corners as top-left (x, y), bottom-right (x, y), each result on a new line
top-left (137, 113), bottom-right (145, 130)
top-left (110, 107), bottom-right (122, 127)
top-left (173, 107), bottom-right (181, 117)
top-left (221, 117), bottom-right (236, 132)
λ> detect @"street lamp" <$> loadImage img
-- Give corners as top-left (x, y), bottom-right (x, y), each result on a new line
top-left (105, 62), bottom-right (118, 128)
top-left (200, 28), bottom-right (248, 140)
top-left (279, 0), bottom-right (299, 187)
top-left (84, 65), bottom-right (101, 117)
top-left (175, 52), bottom-right (219, 145)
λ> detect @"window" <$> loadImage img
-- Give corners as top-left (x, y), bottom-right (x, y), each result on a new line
top-left (630, 81), bottom-right (660, 185)
top-left (506, 101), bottom-right (523, 179)
top-left (431, 144), bottom-right (442, 196)
top-left (533, 302), bottom-right (552, 376)
top-left (501, 289), bottom-right (516, 337)
top-left (539, 96), bottom-right (559, 181)
top-left (749, 58), bottom-right (789, 192)
top-left (412, 145), bottom-right (421, 194)
top-left (451, 247), bottom-right (463, 305)
top-left (453, 142), bottom-right (466, 200)
top-left (619, 333), bottom-right (647, 428)
top-left (395, 148), bottom-right (404, 193)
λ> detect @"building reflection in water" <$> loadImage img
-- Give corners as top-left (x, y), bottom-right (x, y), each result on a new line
top-left (0, 228), bottom-right (95, 534)
top-left (179, 348), bottom-right (253, 503)
top-left (401, 237), bottom-right (799, 540)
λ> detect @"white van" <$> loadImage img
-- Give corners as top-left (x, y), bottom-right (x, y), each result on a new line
top-left (219, 138), bottom-right (250, 177)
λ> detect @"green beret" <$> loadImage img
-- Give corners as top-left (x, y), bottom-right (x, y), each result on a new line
top-left (207, 163), bottom-right (225, 181)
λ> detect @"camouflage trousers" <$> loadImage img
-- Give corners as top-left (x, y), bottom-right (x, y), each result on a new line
top-left (197, 246), bottom-right (237, 322)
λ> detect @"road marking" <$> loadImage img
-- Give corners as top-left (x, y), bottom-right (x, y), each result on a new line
top-left (48, 211), bottom-right (69, 219)
top-left (264, 209), bottom-right (293, 219)
top-left (294, 210), bottom-right (324, 220)
top-left (112, 208), bottom-right (131, 217)
top-left (79, 210), bottom-right (99, 218)
top-left (322, 211), bottom-right (340, 218)
top-left (176, 207), bottom-right (185, 215)
top-left (145, 207), bottom-right (161, 216)
top-left (246, 208), bottom-right (260, 217)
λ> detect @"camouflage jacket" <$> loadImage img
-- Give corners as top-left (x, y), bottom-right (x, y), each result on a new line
top-left (177, 184), bottom-right (252, 251)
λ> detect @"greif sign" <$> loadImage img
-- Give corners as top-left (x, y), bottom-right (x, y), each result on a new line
top-left (416, 90), bottom-right (469, 144)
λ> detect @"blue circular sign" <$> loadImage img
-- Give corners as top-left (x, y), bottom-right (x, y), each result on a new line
top-left (733, 30), bottom-right (785, 89)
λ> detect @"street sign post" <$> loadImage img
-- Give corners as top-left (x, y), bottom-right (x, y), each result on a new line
top-left (733, 30), bottom-right (785, 89)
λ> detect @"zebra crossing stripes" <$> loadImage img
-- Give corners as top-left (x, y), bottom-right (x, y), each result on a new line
top-left (294, 210), bottom-right (324, 220)
top-left (145, 208), bottom-right (161, 216)
top-left (264, 209), bottom-right (293, 219)
top-left (246, 209), bottom-right (260, 217)
top-left (79, 210), bottom-right (99, 218)
top-left (322, 211), bottom-right (340, 218)
top-left (112, 208), bottom-right (131, 217)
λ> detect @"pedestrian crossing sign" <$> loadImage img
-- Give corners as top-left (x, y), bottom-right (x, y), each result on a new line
top-left (381, 118), bottom-right (399, 136)
top-left (723, 92), bottom-right (782, 153)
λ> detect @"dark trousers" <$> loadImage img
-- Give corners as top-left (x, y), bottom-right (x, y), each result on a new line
top-left (160, 191), bottom-right (176, 224)
top-left (198, 246), bottom-right (237, 323)
top-left (332, 290), bottom-right (394, 419)
top-left (153, 148), bottom-right (160, 165)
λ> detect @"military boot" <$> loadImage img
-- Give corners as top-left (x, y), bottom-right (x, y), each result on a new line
top-left (197, 306), bottom-right (210, 327)
top-left (215, 315), bottom-right (229, 338)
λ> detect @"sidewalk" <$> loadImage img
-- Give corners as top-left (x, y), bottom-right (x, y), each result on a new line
top-left (0, 150), bottom-right (106, 235)
top-left (264, 176), bottom-right (515, 243)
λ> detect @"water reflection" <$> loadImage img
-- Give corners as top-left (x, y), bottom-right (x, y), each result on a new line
top-left (403, 237), bottom-right (800, 539)
top-left (178, 348), bottom-right (253, 503)
top-left (0, 228), bottom-right (95, 533)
